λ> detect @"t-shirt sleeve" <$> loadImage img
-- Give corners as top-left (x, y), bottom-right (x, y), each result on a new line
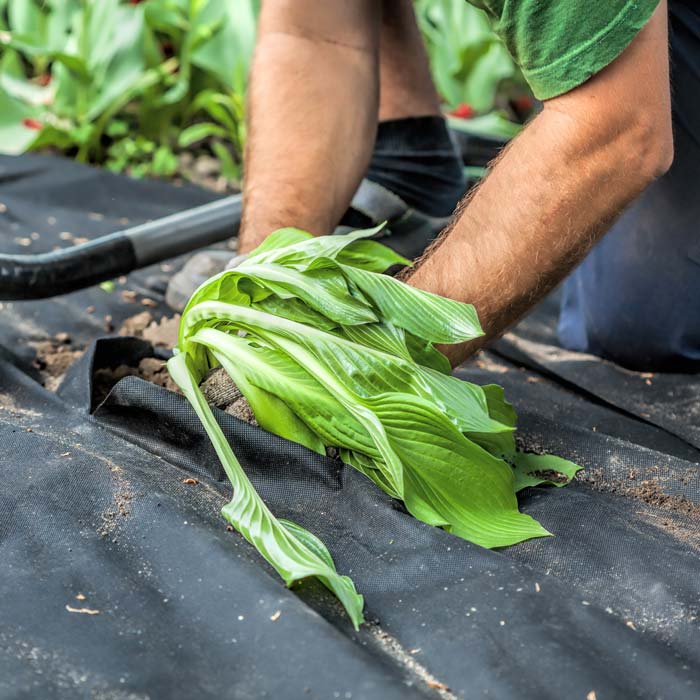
top-left (471, 0), bottom-right (661, 100)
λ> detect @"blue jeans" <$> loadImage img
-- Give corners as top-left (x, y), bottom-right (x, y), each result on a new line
top-left (558, 1), bottom-right (700, 372)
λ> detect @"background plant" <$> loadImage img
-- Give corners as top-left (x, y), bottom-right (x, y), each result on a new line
top-left (0, 0), bottom-right (526, 185)
top-left (414, 0), bottom-right (528, 113)
top-left (0, 0), bottom-right (258, 183)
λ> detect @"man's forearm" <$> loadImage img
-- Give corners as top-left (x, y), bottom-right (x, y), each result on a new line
top-left (405, 2), bottom-right (672, 366)
top-left (239, 2), bottom-right (380, 253)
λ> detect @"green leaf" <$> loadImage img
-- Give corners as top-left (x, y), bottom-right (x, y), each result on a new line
top-left (340, 263), bottom-right (483, 344)
top-left (253, 225), bottom-right (386, 268)
top-left (178, 121), bottom-right (227, 147)
top-left (152, 145), bottom-right (178, 176)
top-left (211, 140), bottom-right (240, 181)
top-left (248, 227), bottom-right (314, 258)
top-left (167, 351), bottom-right (364, 629)
top-left (0, 86), bottom-right (41, 155)
top-left (367, 392), bottom-right (550, 547)
top-left (404, 332), bottom-right (453, 374)
top-left (509, 452), bottom-right (582, 492)
top-left (447, 112), bottom-right (522, 140)
top-left (172, 229), bottom-right (578, 622)
top-left (414, 0), bottom-right (525, 112)
top-left (214, 262), bottom-right (379, 326)
top-left (189, 0), bottom-right (258, 92)
top-left (204, 337), bottom-right (326, 455)
top-left (0, 72), bottom-right (52, 105)
top-left (336, 239), bottom-right (411, 273)
top-left (193, 329), bottom-right (377, 457)
top-left (481, 384), bottom-right (517, 427)
top-left (279, 519), bottom-right (336, 570)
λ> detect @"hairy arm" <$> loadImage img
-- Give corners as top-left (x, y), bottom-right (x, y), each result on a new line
top-left (238, 0), bottom-right (381, 253)
top-left (405, 2), bottom-right (673, 366)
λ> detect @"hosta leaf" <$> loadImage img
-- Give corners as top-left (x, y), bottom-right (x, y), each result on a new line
top-left (366, 393), bottom-right (550, 547)
top-left (340, 449), bottom-right (402, 500)
top-left (339, 322), bottom-right (414, 362)
top-left (254, 296), bottom-right (338, 332)
top-left (279, 519), bottom-right (336, 570)
top-left (172, 229), bottom-right (578, 625)
top-left (509, 452), bottom-right (582, 492)
top-left (405, 332), bottom-right (453, 374)
top-left (193, 328), bottom-right (379, 457)
top-left (249, 227), bottom-right (314, 258)
top-left (234, 263), bottom-right (378, 325)
top-left (482, 384), bottom-right (518, 428)
top-left (253, 225), bottom-right (385, 268)
top-left (340, 264), bottom-right (483, 343)
top-left (167, 351), bottom-right (364, 629)
top-left (336, 239), bottom-right (411, 273)
top-left (182, 302), bottom-right (417, 400)
top-left (214, 351), bottom-right (326, 456)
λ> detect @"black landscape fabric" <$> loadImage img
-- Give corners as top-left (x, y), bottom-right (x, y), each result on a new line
top-left (1, 154), bottom-right (699, 700)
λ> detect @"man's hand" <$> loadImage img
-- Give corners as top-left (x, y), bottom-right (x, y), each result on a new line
top-left (404, 1), bottom-right (672, 366)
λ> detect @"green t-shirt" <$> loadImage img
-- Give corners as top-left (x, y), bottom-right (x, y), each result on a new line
top-left (470, 0), bottom-right (661, 99)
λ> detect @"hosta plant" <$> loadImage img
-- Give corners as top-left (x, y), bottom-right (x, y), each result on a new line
top-left (168, 228), bottom-right (579, 629)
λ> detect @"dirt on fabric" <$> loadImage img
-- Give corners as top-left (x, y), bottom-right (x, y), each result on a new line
top-left (30, 333), bottom-right (84, 391)
top-left (365, 623), bottom-right (456, 700)
top-left (579, 468), bottom-right (700, 548)
top-left (118, 311), bottom-right (180, 349)
top-left (579, 468), bottom-right (700, 516)
top-left (93, 357), bottom-right (181, 405)
top-left (96, 464), bottom-right (134, 542)
top-left (29, 312), bottom-right (183, 400)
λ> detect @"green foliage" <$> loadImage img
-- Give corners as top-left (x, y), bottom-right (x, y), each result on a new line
top-left (415, 0), bottom-right (528, 113)
top-left (0, 0), bottom-right (523, 176)
top-left (170, 229), bottom-right (580, 625)
top-left (0, 0), bottom-right (258, 180)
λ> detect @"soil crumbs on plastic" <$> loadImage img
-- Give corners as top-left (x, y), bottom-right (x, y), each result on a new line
top-left (93, 358), bottom-right (180, 404)
top-left (29, 313), bottom-right (183, 400)
top-left (31, 333), bottom-right (84, 391)
top-left (366, 623), bottom-right (456, 700)
top-left (93, 311), bottom-right (182, 400)
top-left (119, 311), bottom-right (180, 348)
top-left (97, 464), bottom-right (134, 541)
top-left (580, 468), bottom-right (700, 548)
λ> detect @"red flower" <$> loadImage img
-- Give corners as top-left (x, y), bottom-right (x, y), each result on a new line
top-left (512, 96), bottom-right (534, 112)
top-left (22, 118), bottom-right (43, 131)
top-left (449, 103), bottom-right (475, 120)
top-left (36, 73), bottom-right (51, 87)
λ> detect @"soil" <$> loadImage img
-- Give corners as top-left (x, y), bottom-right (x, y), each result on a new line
top-left (201, 367), bottom-right (242, 407)
top-left (200, 367), bottom-right (257, 425)
top-left (579, 468), bottom-right (700, 516)
top-left (29, 312), bottom-right (183, 401)
top-left (93, 358), bottom-right (181, 405)
top-left (174, 152), bottom-right (241, 194)
top-left (530, 469), bottom-right (570, 484)
top-left (579, 468), bottom-right (700, 548)
top-left (96, 462), bottom-right (134, 542)
top-left (118, 312), bottom-right (180, 349)
top-left (366, 623), bottom-right (456, 700)
top-left (30, 333), bottom-right (85, 391)
top-left (117, 310), bottom-right (154, 338)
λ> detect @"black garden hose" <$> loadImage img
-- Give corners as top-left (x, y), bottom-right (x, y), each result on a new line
top-left (0, 194), bottom-right (241, 300)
